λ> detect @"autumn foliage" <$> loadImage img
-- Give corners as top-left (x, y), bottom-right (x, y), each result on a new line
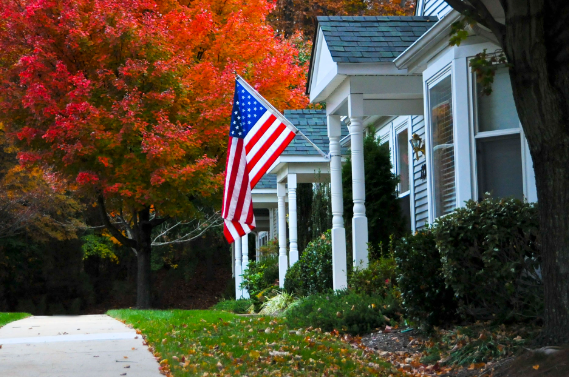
top-left (0, 0), bottom-right (308, 216)
top-left (0, 0), bottom-right (308, 307)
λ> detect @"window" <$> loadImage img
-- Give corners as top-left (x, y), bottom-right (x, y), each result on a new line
top-left (396, 128), bottom-right (410, 194)
top-left (475, 67), bottom-right (523, 200)
top-left (429, 75), bottom-right (456, 218)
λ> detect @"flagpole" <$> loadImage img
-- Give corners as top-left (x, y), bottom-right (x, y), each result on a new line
top-left (236, 75), bottom-right (328, 159)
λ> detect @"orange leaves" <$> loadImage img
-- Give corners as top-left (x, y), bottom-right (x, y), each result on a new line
top-left (0, 0), bottom-right (307, 218)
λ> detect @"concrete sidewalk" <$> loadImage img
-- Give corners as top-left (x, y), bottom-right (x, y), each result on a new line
top-left (0, 315), bottom-right (162, 377)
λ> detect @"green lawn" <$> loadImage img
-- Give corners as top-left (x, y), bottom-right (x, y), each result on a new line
top-left (108, 309), bottom-right (397, 376)
top-left (0, 312), bottom-right (30, 328)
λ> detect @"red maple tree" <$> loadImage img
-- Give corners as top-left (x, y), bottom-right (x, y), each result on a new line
top-left (0, 0), bottom-right (308, 307)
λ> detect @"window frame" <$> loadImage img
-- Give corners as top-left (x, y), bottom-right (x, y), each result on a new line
top-left (394, 119), bottom-right (411, 198)
top-left (425, 66), bottom-right (456, 221)
top-left (468, 63), bottom-right (527, 201)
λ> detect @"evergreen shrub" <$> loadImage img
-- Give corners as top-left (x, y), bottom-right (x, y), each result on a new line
top-left (241, 255), bottom-right (279, 297)
top-left (212, 298), bottom-right (253, 314)
top-left (434, 197), bottom-right (542, 322)
top-left (394, 229), bottom-right (456, 328)
top-left (349, 252), bottom-right (398, 298)
top-left (284, 290), bottom-right (399, 335)
top-left (284, 231), bottom-right (333, 296)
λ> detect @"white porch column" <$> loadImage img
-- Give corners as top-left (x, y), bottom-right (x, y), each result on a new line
top-left (234, 237), bottom-right (243, 299)
top-left (277, 182), bottom-right (288, 288)
top-left (287, 174), bottom-right (299, 266)
top-left (241, 235), bottom-right (250, 299)
top-left (255, 232), bottom-right (260, 260)
top-left (328, 115), bottom-right (348, 289)
top-left (349, 94), bottom-right (369, 268)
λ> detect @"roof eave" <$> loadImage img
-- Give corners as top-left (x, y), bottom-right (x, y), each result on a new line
top-left (394, 10), bottom-right (461, 73)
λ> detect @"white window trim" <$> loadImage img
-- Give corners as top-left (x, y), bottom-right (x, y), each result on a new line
top-left (425, 64), bottom-right (455, 223)
top-left (394, 120), bottom-right (411, 198)
top-left (467, 62), bottom-right (538, 202)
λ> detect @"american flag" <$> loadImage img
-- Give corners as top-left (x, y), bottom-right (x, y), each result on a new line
top-left (222, 77), bottom-right (297, 243)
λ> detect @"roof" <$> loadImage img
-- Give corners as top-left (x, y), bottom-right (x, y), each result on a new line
top-left (254, 174), bottom-right (277, 189)
top-left (317, 16), bottom-right (438, 64)
top-left (283, 109), bottom-right (348, 155)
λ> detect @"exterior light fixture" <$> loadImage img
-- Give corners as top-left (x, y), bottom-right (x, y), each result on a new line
top-left (409, 133), bottom-right (425, 161)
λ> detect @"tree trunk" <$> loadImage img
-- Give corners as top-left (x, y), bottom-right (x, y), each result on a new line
top-left (136, 208), bottom-right (153, 309)
top-left (503, 0), bottom-right (569, 344)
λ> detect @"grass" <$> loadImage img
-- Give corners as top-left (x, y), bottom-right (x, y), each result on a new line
top-left (108, 309), bottom-right (398, 376)
top-left (0, 312), bottom-right (31, 328)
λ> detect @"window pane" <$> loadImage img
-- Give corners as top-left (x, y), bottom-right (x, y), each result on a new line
top-left (430, 75), bottom-right (456, 218)
top-left (477, 67), bottom-right (520, 132)
top-left (477, 135), bottom-right (523, 200)
top-left (397, 129), bottom-right (410, 193)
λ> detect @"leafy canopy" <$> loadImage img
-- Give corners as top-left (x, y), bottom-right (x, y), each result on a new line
top-left (0, 0), bottom-right (308, 217)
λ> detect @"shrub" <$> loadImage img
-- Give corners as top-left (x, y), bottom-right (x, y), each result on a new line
top-left (434, 197), bottom-right (542, 322)
top-left (349, 252), bottom-right (397, 297)
top-left (212, 298), bottom-right (253, 314)
top-left (241, 255), bottom-right (279, 297)
top-left (284, 231), bottom-right (333, 296)
top-left (258, 238), bottom-right (278, 259)
top-left (284, 290), bottom-right (400, 335)
top-left (394, 229), bottom-right (456, 328)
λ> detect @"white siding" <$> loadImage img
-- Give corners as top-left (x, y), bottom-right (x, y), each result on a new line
top-left (411, 115), bottom-right (430, 229)
top-left (420, 0), bottom-right (452, 18)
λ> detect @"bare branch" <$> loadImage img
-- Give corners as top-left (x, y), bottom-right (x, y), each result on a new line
top-left (151, 211), bottom-right (223, 246)
top-left (97, 195), bottom-right (137, 249)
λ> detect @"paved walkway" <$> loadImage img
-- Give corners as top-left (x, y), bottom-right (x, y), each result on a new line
top-left (0, 315), bottom-right (162, 377)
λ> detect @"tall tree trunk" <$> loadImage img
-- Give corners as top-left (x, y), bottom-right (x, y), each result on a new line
top-left (503, 0), bottom-right (569, 344)
top-left (136, 208), bottom-right (153, 309)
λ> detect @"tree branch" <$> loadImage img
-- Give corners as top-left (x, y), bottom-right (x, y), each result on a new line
top-left (445, 0), bottom-right (506, 48)
top-left (97, 195), bottom-right (138, 249)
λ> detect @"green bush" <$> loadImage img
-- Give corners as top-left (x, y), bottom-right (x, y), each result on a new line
top-left (284, 290), bottom-right (400, 335)
top-left (241, 255), bottom-right (279, 297)
top-left (212, 298), bottom-right (253, 314)
top-left (349, 252), bottom-right (397, 297)
top-left (394, 229), bottom-right (456, 328)
top-left (284, 231), bottom-right (333, 296)
top-left (434, 197), bottom-right (541, 322)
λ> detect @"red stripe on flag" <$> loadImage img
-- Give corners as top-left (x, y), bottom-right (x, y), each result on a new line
top-left (222, 138), bottom-right (243, 218)
top-left (232, 161), bottom-right (251, 224)
top-left (221, 137), bottom-right (233, 216)
top-left (223, 223), bottom-right (234, 243)
top-left (250, 131), bottom-right (296, 188)
top-left (247, 123), bottom-right (286, 171)
top-left (245, 114), bottom-right (276, 154)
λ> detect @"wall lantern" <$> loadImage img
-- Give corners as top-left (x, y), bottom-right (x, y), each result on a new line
top-left (409, 133), bottom-right (425, 161)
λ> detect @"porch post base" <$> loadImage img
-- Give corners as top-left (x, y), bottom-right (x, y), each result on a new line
top-left (331, 227), bottom-right (348, 290)
top-left (352, 216), bottom-right (369, 269)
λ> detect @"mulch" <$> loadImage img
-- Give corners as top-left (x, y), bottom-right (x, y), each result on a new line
top-left (360, 327), bottom-right (512, 377)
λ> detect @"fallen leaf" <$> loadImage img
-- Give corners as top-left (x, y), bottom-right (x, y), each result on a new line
top-left (533, 365), bottom-right (540, 370)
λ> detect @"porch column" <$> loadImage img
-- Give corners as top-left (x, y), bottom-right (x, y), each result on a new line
top-left (277, 182), bottom-right (288, 288)
top-left (288, 174), bottom-right (299, 266)
top-left (241, 235), bottom-right (250, 299)
top-left (234, 237), bottom-right (243, 299)
top-left (255, 232), bottom-right (260, 260)
top-left (349, 94), bottom-right (369, 268)
top-left (328, 115), bottom-right (348, 290)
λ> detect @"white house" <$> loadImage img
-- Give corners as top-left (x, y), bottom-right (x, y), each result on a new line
top-left (306, 0), bottom-right (538, 289)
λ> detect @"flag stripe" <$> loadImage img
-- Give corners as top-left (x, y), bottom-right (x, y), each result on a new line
top-left (251, 131), bottom-right (296, 188)
top-left (223, 138), bottom-right (244, 219)
top-left (249, 128), bottom-right (294, 181)
top-left (245, 117), bottom-right (282, 164)
top-left (247, 123), bottom-right (286, 172)
top-left (244, 111), bottom-right (272, 147)
top-left (245, 113), bottom-right (276, 154)
top-left (222, 138), bottom-right (237, 217)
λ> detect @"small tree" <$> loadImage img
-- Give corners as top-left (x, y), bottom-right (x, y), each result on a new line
top-left (343, 136), bottom-right (405, 260)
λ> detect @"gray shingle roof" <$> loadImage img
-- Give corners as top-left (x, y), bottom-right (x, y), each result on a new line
top-left (318, 16), bottom-right (438, 63)
top-left (283, 109), bottom-right (348, 155)
top-left (255, 174), bottom-right (277, 189)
